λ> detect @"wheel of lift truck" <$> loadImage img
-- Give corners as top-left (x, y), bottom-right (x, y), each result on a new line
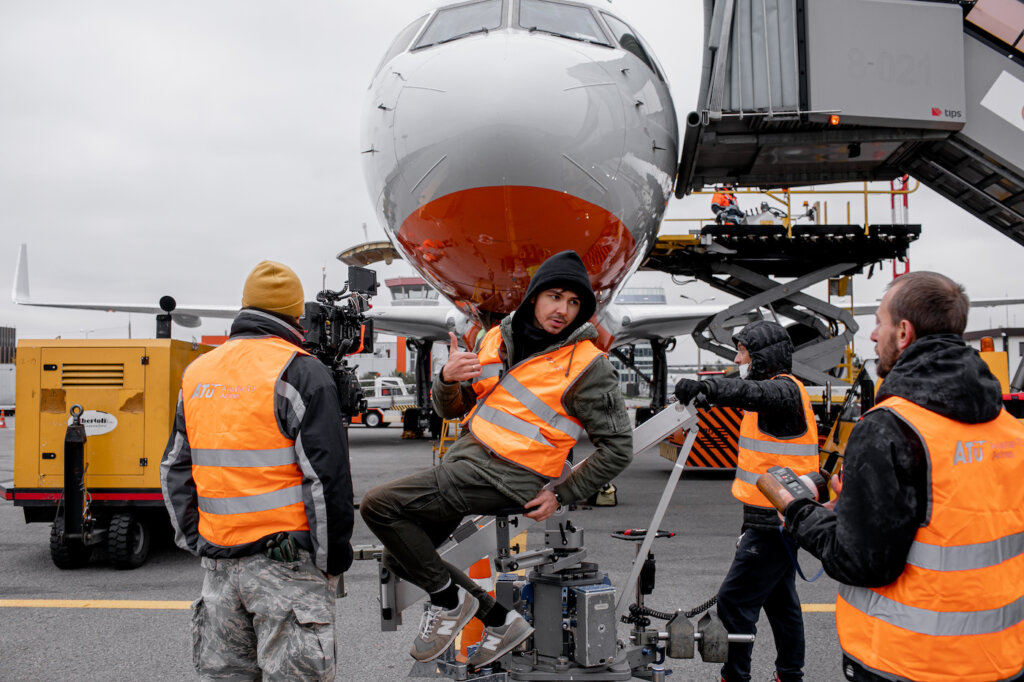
top-left (363, 410), bottom-right (383, 428)
top-left (108, 512), bottom-right (151, 570)
top-left (49, 518), bottom-right (92, 570)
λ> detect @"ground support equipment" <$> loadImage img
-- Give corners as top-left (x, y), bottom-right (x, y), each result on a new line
top-left (643, 225), bottom-right (920, 386)
top-left (377, 402), bottom-right (754, 680)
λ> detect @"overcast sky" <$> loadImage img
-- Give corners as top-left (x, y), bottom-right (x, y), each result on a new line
top-left (1, 0), bottom-right (1021, 361)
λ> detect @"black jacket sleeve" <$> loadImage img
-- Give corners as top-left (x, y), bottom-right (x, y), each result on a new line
top-left (703, 375), bottom-right (807, 439)
top-left (159, 391), bottom-right (201, 554)
top-left (279, 355), bottom-right (355, 575)
top-left (784, 409), bottom-right (928, 586)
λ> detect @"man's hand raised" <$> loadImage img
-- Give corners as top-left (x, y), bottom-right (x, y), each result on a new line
top-left (441, 331), bottom-right (482, 383)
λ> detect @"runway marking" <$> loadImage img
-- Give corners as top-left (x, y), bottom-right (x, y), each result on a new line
top-left (802, 603), bottom-right (836, 613)
top-left (0, 599), bottom-right (191, 610)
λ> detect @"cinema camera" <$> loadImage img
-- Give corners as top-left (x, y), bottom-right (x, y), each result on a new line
top-left (300, 265), bottom-right (378, 421)
top-left (756, 465), bottom-right (831, 511)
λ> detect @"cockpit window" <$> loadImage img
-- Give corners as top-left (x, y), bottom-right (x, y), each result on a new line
top-left (413, 0), bottom-right (504, 50)
top-left (375, 14), bottom-right (429, 76)
top-left (518, 0), bottom-right (612, 47)
top-left (601, 12), bottom-right (664, 80)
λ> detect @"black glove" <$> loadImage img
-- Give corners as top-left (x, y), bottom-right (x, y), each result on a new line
top-left (674, 379), bottom-right (706, 406)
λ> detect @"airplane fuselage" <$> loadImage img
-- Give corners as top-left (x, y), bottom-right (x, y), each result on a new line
top-left (362, 0), bottom-right (678, 325)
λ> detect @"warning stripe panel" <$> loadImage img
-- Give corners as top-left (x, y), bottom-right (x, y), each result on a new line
top-left (683, 407), bottom-right (742, 469)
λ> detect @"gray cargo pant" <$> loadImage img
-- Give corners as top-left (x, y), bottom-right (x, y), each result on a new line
top-left (191, 550), bottom-right (336, 681)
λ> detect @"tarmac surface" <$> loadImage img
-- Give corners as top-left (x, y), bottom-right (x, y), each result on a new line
top-left (0, 416), bottom-right (845, 681)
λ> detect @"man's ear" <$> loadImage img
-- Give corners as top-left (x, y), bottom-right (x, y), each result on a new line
top-left (896, 319), bottom-right (916, 351)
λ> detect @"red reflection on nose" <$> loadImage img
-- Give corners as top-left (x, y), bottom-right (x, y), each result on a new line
top-left (397, 185), bottom-right (635, 314)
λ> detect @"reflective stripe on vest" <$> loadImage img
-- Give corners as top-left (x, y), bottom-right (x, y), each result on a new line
top-left (731, 373), bottom-right (818, 507)
top-left (836, 396), bottom-right (1024, 682)
top-left (182, 336), bottom-right (311, 549)
top-left (467, 326), bottom-right (604, 478)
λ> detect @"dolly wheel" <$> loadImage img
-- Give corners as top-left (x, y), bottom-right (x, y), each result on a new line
top-left (108, 512), bottom-right (151, 570)
top-left (49, 520), bottom-right (91, 570)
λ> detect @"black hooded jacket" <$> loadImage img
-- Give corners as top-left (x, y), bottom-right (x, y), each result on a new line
top-left (510, 250), bottom-right (597, 362)
top-left (785, 334), bottom-right (1002, 584)
top-left (700, 320), bottom-right (810, 530)
top-left (784, 334), bottom-right (1008, 681)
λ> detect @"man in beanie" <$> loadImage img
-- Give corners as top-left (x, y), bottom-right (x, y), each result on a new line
top-left (161, 260), bottom-right (353, 681)
top-left (673, 320), bottom-right (817, 682)
top-left (361, 250), bottom-right (632, 668)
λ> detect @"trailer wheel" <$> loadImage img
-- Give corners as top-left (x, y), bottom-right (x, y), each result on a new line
top-left (108, 512), bottom-right (151, 570)
top-left (49, 521), bottom-right (91, 570)
top-left (363, 410), bottom-right (383, 428)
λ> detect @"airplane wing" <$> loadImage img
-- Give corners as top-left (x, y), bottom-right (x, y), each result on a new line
top-left (364, 305), bottom-right (470, 342)
top-left (12, 243), bottom-right (236, 328)
top-left (597, 302), bottom-right (727, 348)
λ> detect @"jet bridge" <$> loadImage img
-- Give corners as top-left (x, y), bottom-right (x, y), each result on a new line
top-left (677, 0), bottom-right (1024, 247)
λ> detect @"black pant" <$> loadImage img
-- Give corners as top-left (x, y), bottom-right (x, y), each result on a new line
top-left (717, 527), bottom-right (805, 682)
top-left (360, 459), bottom-right (520, 616)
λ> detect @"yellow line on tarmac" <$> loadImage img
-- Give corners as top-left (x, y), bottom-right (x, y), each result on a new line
top-left (802, 603), bottom-right (835, 613)
top-left (0, 599), bottom-right (191, 610)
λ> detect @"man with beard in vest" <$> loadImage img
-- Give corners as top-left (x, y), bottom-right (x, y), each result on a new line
top-left (161, 260), bottom-right (354, 681)
top-left (776, 271), bottom-right (1024, 682)
top-left (361, 250), bottom-right (632, 669)
top-left (674, 320), bottom-right (818, 682)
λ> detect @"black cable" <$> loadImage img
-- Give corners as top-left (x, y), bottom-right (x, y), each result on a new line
top-left (620, 595), bottom-right (718, 625)
top-left (684, 595), bottom-right (717, 618)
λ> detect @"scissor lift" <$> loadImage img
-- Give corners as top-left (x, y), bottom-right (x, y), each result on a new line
top-left (644, 223), bottom-right (920, 386)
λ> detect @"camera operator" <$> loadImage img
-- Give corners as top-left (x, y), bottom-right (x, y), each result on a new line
top-left (161, 260), bottom-right (353, 681)
top-left (674, 320), bottom-right (818, 682)
top-left (780, 272), bottom-right (1024, 682)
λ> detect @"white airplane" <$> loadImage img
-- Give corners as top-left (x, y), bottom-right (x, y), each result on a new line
top-left (11, 0), bottom-right (1024, 404)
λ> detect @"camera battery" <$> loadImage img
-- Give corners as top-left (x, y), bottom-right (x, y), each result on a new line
top-left (571, 583), bottom-right (617, 667)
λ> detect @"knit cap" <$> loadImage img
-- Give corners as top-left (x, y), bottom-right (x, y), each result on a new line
top-left (241, 260), bottom-right (305, 318)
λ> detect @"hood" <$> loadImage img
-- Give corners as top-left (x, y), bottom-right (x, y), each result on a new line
top-left (511, 250), bottom-right (596, 339)
top-left (229, 308), bottom-right (305, 348)
top-left (876, 334), bottom-right (1003, 424)
top-left (733, 320), bottom-right (793, 379)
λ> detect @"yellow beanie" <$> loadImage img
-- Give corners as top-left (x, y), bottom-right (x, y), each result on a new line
top-left (241, 261), bottom-right (305, 319)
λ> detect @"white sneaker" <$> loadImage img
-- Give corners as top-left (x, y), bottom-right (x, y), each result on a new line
top-left (468, 610), bottom-right (534, 668)
top-left (409, 593), bottom-right (480, 662)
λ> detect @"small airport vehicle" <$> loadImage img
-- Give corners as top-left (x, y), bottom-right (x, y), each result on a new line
top-left (353, 376), bottom-right (417, 428)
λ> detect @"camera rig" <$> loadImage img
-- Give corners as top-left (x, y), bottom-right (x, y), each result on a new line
top-left (301, 265), bottom-right (378, 421)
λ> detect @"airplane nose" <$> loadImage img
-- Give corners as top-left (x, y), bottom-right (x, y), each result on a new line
top-left (364, 31), bottom-right (674, 314)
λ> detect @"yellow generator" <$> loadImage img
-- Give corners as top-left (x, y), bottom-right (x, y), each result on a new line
top-left (1, 339), bottom-right (210, 569)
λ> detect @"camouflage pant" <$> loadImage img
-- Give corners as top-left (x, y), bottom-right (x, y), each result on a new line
top-left (192, 550), bottom-right (336, 681)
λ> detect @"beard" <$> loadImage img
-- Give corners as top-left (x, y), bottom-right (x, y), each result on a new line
top-left (876, 336), bottom-right (899, 378)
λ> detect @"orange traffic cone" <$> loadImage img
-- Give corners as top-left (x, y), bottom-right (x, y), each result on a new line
top-left (457, 557), bottom-right (494, 661)
top-left (0, 410), bottom-right (6, 428)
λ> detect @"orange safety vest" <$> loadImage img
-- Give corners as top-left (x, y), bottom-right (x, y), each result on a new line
top-left (466, 326), bottom-right (605, 478)
top-left (836, 396), bottom-right (1024, 682)
top-left (712, 191), bottom-right (737, 209)
top-left (732, 373), bottom-right (819, 507)
top-left (182, 336), bottom-right (311, 549)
